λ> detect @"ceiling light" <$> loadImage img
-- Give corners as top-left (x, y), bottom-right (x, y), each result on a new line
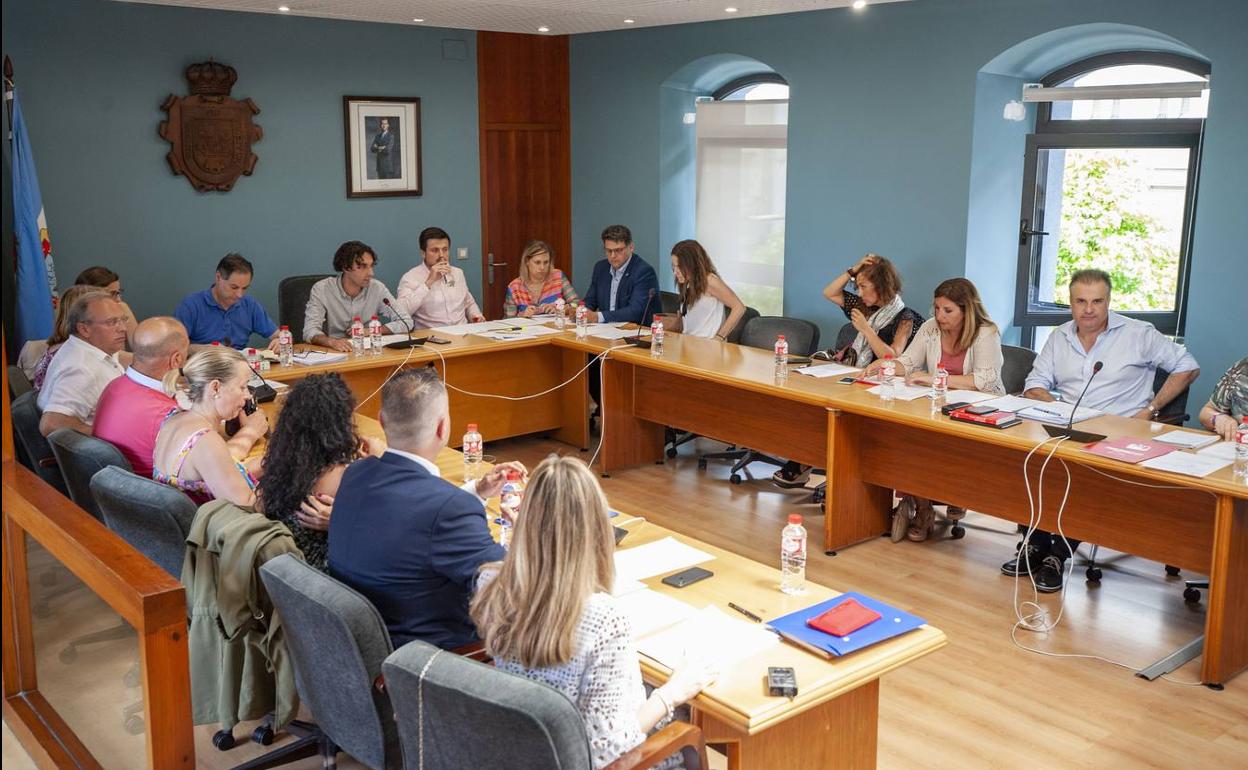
top-left (538, 26), bottom-right (550, 32)
top-left (624, 19), bottom-right (636, 24)
top-left (725, 7), bottom-right (739, 13)
top-left (277, 5), bottom-right (290, 11)
top-left (852, 0), bottom-right (868, 9)
top-left (413, 18), bottom-right (424, 22)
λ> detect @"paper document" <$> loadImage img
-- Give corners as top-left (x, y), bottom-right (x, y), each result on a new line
top-left (289, 351), bottom-right (347, 366)
top-left (794, 363), bottom-right (859, 378)
top-left (509, 316), bottom-right (556, 326)
top-left (867, 383), bottom-right (930, 401)
top-left (1016, 402), bottom-right (1102, 425)
top-left (1199, 441), bottom-right (1239, 461)
top-left (430, 320), bottom-right (513, 336)
top-left (615, 589), bottom-right (698, 638)
top-left (942, 389), bottom-right (995, 405)
top-left (1141, 452), bottom-right (1232, 478)
top-left (259, 378), bottom-right (289, 392)
top-left (610, 577), bottom-right (647, 598)
top-left (613, 537), bottom-right (714, 582)
top-left (978, 395), bottom-right (1043, 413)
top-left (636, 606), bottom-right (779, 670)
top-left (1154, 430), bottom-right (1220, 450)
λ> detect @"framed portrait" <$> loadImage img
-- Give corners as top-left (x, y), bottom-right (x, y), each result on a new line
top-left (343, 96), bottom-right (422, 198)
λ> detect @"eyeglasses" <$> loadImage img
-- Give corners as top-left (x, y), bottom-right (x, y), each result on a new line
top-left (605, 245), bottom-right (630, 258)
top-left (89, 316), bottom-right (128, 328)
top-left (109, 289), bottom-right (124, 299)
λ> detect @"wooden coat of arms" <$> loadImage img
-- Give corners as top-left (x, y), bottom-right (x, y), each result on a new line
top-left (159, 61), bottom-right (262, 192)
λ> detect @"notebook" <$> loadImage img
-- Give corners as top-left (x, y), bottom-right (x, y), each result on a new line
top-left (766, 592), bottom-right (926, 658)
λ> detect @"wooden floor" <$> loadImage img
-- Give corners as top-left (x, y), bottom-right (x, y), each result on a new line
top-left (6, 433), bottom-right (1246, 769)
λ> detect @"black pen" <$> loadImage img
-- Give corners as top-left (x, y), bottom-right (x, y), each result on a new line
top-left (728, 602), bottom-right (763, 623)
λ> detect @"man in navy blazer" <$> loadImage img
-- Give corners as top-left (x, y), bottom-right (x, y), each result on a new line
top-left (582, 224), bottom-right (660, 325)
top-left (328, 367), bottom-right (527, 649)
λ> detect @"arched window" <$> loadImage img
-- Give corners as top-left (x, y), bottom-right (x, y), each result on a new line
top-left (695, 73), bottom-right (789, 314)
top-left (1015, 52), bottom-right (1209, 340)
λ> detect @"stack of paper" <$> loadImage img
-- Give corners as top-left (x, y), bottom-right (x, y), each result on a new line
top-left (1199, 442), bottom-right (1239, 461)
top-left (613, 537), bottom-right (714, 582)
top-left (979, 395), bottom-right (1041, 413)
top-left (1154, 430), bottom-right (1220, 450)
top-left (290, 350), bottom-right (347, 366)
top-left (867, 383), bottom-right (930, 401)
top-left (614, 589), bottom-right (697, 638)
top-left (794, 362), bottom-right (859, 378)
top-left (943, 389), bottom-right (995, 405)
top-left (1141, 452), bottom-right (1232, 478)
top-left (585, 324), bottom-right (641, 341)
top-left (636, 605), bottom-right (779, 670)
top-left (1016, 401), bottom-right (1102, 425)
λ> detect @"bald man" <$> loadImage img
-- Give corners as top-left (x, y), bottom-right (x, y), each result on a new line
top-left (93, 317), bottom-right (190, 477)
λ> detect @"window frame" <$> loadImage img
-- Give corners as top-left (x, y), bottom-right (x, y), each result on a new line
top-left (712, 72), bottom-right (788, 101)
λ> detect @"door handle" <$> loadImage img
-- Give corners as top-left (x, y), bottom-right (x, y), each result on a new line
top-left (487, 254), bottom-right (508, 285)
top-left (1018, 218), bottom-right (1050, 246)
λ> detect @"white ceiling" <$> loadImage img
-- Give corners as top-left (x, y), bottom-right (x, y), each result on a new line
top-left (119, 0), bottom-right (912, 35)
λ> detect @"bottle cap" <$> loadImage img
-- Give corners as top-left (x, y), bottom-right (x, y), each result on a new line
top-left (371, 315), bottom-right (379, 321)
top-left (505, 469), bottom-right (522, 480)
top-left (788, 513), bottom-right (803, 525)
top-left (353, 315), bottom-right (361, 321)
top-left (211, 341), bottom-right (221, 346)
top-left (280, 325), bottom-right (289, 331)
top-left (653, 314), bottom-right (662, 322)
top-left (247, 347), bottom-right (257, 355)
top-left (884, 353), bottom-right (894, 359)
top-left (467, 423), bottom-right (478, 431)
top-left (778, 335), bottom-right (786, 340)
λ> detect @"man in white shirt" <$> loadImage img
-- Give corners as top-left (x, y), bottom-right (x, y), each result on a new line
top-left (1004, 268), bottom-right (1199, 592)
top-left (37, 290), bottom-right (129, 436)
top-left (396, 226), bottom-right (485, 329)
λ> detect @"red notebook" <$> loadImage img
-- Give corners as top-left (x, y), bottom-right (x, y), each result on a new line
top-left (1083, 437), bottom-right (1175, 464)
top-left (805, 598), bottom-right (881, 637)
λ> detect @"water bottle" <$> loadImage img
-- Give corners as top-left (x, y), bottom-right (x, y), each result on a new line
top-left (554, 297), bottom-right (567, 330)
top-left (1235, 418), bottom-right (1248, 481)
top-left (497, 470), bottom-right (525, 548)
top-left (932, 365), bottom-right (949, 401)
top-left (462, 423), bottom-right (483, 482)
top-left (774, 335), bottom-right (789, 382)
top-left (880, 355), bottom-right (896, 403)
top-left (350, 316), bottom-right (364, 357)
top-left (246, 347), bottom-right (261, 374)
top-left (277, 325), bottom-right (293, 367)
top-left (575, 302), bottom-right (589, 338)
top-left (369, 315), bottom-right (383, 356)
top-left (780, 514), bottom-right (807, 595)
top-left (650, 315), bottom-right (664, 356)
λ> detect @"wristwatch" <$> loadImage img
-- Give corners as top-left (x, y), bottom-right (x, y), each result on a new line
top-left (846, 267), bottom-right (857, 279)
top-left (1149, 404), bottom-right (1162, 420)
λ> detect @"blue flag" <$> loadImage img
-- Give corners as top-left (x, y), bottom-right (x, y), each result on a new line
top-left (10, 88), bottom-right (58, 344)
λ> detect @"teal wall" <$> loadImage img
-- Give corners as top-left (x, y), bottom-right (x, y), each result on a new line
top-left (1, 0), bottom-right (481, 337)
top-left (570, 0), bottom-right (1248, 402)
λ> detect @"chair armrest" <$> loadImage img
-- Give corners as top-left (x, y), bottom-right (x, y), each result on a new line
top-left (603, 722), bottom-right (707, 770)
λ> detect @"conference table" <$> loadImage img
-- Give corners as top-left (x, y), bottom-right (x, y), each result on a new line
top-left (263, 324), bottom-right (1248, 686)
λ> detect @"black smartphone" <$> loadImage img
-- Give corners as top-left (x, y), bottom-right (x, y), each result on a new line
top-left (661, 566), bottom-right (713, 588)
top-left (965, 404), bottom-right (998, 415)
top-left (613, 526), bottom-right (629, 546)
top-left (426, 336), bottom-right (452, 344)
top-left (224, 398), bottom-right (257, 438)
top-left (837, 376), bottom-right (857, 384)
top-left (940, 401), bottom-right (971, 415)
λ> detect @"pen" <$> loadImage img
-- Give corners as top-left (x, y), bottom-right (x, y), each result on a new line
top-left (728, 602), bottom-right (763, 623)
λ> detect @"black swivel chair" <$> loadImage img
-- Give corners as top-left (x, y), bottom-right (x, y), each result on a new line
top-left (659, 290), bottom-right (681, 315)
top-left (10, 390), bottom-right (67, 494)
top-left (1001, 345), bottom-right (1038, 396)
top-left (698, 316), bottom-right (820, 484)
top-left (8, 364), bottom-right (33, 400)
top-left (278, 274), bottom-right (334, 344)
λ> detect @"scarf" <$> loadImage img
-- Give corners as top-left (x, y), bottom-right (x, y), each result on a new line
top-left (850, 294), bottom-right (906, 366)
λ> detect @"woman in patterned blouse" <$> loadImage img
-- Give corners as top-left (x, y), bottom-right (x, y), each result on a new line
top-left (471, 456), bottom-right (715, 769)
top-left (502, 240), bottom-right (580, 318)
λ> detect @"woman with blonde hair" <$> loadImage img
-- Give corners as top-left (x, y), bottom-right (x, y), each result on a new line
top-left (152, 346), bottom-right (268, 506)
top-left (662, 239), bottom-right (746, 341)
top-left (502, 240), bottom-right (579, 317)
top-left (866, 277), bottom-right (1004, 541)
top-left (471, 456), bottom-right (715, 769)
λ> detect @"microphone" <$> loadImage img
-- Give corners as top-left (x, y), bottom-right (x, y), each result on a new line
top-left (381, 297), bottom-right (428, 350)
top-left (1043, 360), bottom-right (1107, 443)
top-left (625, 289), bottom-right (658, 348)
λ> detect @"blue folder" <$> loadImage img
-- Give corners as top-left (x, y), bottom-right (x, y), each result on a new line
top-left (766, 592), bottom-right (926, 658)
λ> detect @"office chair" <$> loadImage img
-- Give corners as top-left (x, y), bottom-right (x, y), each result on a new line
top-left (385, 639), bottom-right (707, 770)
top-left (10, 390), bottom-right (67, 494)
top-left (1001, 345), bottom-right (1038, 396)
top-left (278, 274), bottom-right (334, 344)
top-left (8, 363), bottom-right (33, 400)
top-left (698, 316), bottom-right (820, 484)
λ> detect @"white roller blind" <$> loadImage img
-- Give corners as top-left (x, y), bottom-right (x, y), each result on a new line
top-left (695, 99), bottom-right (788, 315)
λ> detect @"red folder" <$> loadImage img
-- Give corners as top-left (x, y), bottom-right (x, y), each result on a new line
top-left (1083, 437), bottom-right (1175, 464)
top-left (805, 597), bottom-right (881, 637)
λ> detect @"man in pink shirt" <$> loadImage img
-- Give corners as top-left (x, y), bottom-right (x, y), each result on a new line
top-left (396, 227), bottom-right (486, 329)
top-left (94, 317), bottom-right (189, 477)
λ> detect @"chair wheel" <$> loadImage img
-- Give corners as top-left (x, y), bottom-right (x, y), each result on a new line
top-left (666, 447), bottom-right (677, 458)
top-left (729, 473), bottom-right (742, 485)
top-left (59, 646), bottom-right (78, 664)
top-left (1085, 567), bottom-right (1102, 583)
top-left (697, 458), bottom-right (707, 470)
top-left (213, 730), bottom-right (236, 750)
top-left (950, 525), bottom-right (965, 540)
top-left (1165, 565), bottom-right (1181, 577)
top-left (252, 724), bottom-right (275, 745)
top-left (125, 715), bottom-right (145, 735)
top-left (1184, 587), bottom-right (1201, 604)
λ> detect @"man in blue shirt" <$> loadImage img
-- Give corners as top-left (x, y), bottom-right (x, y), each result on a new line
top-left (174, 253), bottom-right (279, 350)
top-left (1003, 268), bottom-right (1199, 592)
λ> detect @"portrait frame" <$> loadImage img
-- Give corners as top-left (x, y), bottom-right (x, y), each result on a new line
top-left (343, 95), bottom-right (422, 198)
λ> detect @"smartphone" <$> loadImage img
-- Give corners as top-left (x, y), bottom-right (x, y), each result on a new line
top-left (940, 401), bottom-right (971, 415)
top-left (661, 566), bottom-right (713, 588)
top-left (965, 404), bottom-right (998, 415)
top-left (426, 336), bottom-right (452, 344)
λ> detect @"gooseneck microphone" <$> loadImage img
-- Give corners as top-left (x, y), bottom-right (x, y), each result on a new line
top-left (1043, 359), bottom-right (1107, 443)
top-left (625, 288), bottom-right (658, 348)
top-left (382, 297), bottom-right (428, 350)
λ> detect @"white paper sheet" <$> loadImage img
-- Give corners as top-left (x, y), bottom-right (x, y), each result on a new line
top-left (978, 395), bottom-right (1043, 413)
top-left (509, 316), bottom-right (557, 326)
top-left (588, 325), bottom-right (643, 341)
top-left (614, 589), bottom-right (698, 638)
top-left (636, 606), bottom-right (779, 670)
top-left (430, 320), bottom-right (513, 336)
top-left (942, 389), bottom-right (995, 405)
top-left (794, 363), bottom-right (859, 378)
top-left (613, 537), bottom-right (714, 582)
top-left (1199, 441), bottom-right (1239, 461)
top-left (1016, 402), bottom-right (1102, 425)
top-left (1154, 430), bottom-right (1220, 450)
top-left (867, 383), bottom-right (930, 401)
top-left (289, 351), bottom-right (347, 366)
top-left (1141, 451), bottom-right (1232, 478)
top-left (610, 577), bottom-right (647, 598)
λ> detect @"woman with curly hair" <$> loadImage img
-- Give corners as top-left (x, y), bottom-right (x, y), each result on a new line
top-left (257, 373), bottom-right (383, 570)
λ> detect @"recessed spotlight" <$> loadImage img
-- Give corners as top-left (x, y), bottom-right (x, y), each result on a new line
top-left (277, 5), bottom-right (290, 11)
top-left (852, 0), bottom-right (868, 10)
top-left (538, 26), bottom-right (550, 32)
top-left (725, 7), bottom-right (739, 12)
top-left (624, 19), bottom-right (636, 24)
top-left (413, 18), bottom-right (424, 22)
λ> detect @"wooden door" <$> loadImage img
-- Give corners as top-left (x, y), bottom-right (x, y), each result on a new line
top-left (477, 32), bottom-right (571, 318)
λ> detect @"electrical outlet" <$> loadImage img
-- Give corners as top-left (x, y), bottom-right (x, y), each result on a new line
top-left (457, 247), bottom-right (469, 261)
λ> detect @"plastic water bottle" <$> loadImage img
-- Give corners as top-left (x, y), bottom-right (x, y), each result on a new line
top-left (246, 347), bottom-right (260, 374)
top-left (780, 514), bottom-right (807, 595)
top-left (369, 315), bottom-right (383, 356)
top-left (575, 302), bottom-right (589, 338)
top-left (554, 297), bottom-right (567, 330)
top-left (497, 470), bottom-right (525, 548)
top-left (350, 316), bottom-right (364, 357)
top-left (932, 365), bottom-right (949, 401)
top-left (650, 315), bottom-right (664, 356)
top-left (277, 325), bottom-right (293, 367)
top-left (462, 423), bottom-right (483, 482)
top-left (1235, 419), bottom-right (1248, 481)
top-left (774, 335), bottom-right (789, 382)
top-left (880, 355), bottom-right (897, 403)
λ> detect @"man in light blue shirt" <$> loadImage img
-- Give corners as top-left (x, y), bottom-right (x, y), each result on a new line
top-left (1004, 268), bottom-right (1200, 592)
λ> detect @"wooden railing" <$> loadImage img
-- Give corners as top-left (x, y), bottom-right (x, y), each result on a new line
top-left (3, 343), bottom-right (194, 768)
